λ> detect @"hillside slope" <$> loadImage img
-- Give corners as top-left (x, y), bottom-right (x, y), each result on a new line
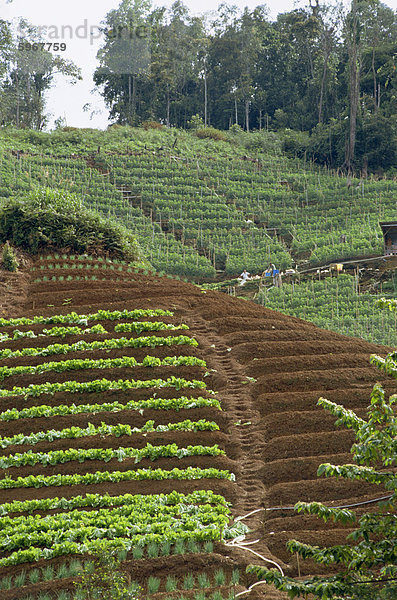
top-left (1, 127), bottom-right (396, 280)
top-left (0, 254), bottom-right (394, 599)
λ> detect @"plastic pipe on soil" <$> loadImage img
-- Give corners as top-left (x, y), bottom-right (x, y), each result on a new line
top-left (225, 538), bottom-right (284, 576)
top-left (235, 580), bottom-right (274, 598)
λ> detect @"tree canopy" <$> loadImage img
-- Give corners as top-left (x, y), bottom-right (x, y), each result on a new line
top-left (92, 0), bottom-right (397, 172)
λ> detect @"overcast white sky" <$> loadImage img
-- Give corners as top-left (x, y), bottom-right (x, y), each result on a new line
top-left (2, 0), bottom-right (397, 129)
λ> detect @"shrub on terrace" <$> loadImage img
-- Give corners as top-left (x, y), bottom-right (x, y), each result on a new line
top-left (74, 551), bottom-right (140, 600)
top-left (1, 241), bottom-right (19, 271)
top-left (0, 187), bottom-right (147, 264)
top-left (195, 127), bottom-right (227, 142)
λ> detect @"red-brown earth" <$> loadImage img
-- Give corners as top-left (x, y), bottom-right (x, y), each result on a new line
top-left (0, 254), bottom-right (395, 600)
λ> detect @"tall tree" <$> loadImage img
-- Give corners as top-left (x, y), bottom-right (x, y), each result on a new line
top-left (344, 0), bottom-right (362, 171)
top-left (0, 19), bottom-right (81, 129)
top-left (94, 0), bottom-right (152, 125)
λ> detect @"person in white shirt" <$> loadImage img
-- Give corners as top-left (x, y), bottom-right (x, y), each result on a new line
top-left (238, 269), bottom-right (251, 286)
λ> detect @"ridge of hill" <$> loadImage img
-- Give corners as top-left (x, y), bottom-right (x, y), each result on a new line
top-left (0, 253), bottom-right (395, 599)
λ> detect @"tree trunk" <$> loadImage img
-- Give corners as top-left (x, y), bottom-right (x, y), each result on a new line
top-left (245, 99), bottom-right (249, 132)
top-left (16, 73), bottom-right (20, 128)
top-left (345, 0), bottom-right (360, 172)
top-left (132, 75), bottom-right (136, 120)
top-left (204, 67), bottom-right (208, 127)
top-left (318, 44), bottom-right (330, 124)
top-left (234, 95), bottom-right (238, 125)
top-left (259, 108), bottom-right (262, 131)
top-left (128, 75), bottom-right (132, 124)
top-left (372, 47), bottom-right (377, 111)
top-left (166, 85), bottom-right (170, 127)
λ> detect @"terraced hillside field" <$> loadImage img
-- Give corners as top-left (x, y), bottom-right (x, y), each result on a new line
top-left (0, 253), bottom-right (395, 599)
top-left (1, 126), bottom-right (397, 279)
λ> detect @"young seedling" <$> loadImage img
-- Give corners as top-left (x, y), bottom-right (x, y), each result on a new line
top-left (147, 542), bottom-right (159, 558)
top-left (132, 546), bottom-right (144, 560)
top-left (14, 571), bottom-right (26, 587)
top-left (41, 565), bottom-right (55, 581)
top-left (37, 593), bottom-right (52, 600)
top-left (165, 575), bottom-right (178, 592)
top-left (56, 563), bottom-right (69, 579)
top-left (160, 541), bottom-right (171, 556)
top-left (187, 540), bottom-right (200, 554)
top-left (231, 569), bottom-right (240, 585)
top-left (197, 573), bottom-right (210, 589)
top-left (173, 539), bottom-right (185, 555)
top-left (68, 559), bottom-right (83, 577)
top-left (147, 576), bottom-right (160, 594)
top-left (0, 575), bottom-right (12, 590)
top-left (214, 569), bottom-right (226, 586)
top-left (28, 569), bottom-right (40, 584)
top-left (183, 572), bottom-right (195, 590)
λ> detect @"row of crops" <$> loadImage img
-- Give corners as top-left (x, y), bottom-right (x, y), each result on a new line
top-left (104, 151), bottom-right (395, 271)
top-left (1, 140), bottom-right (395, 279)
top-left (1, 560), bottom-right (241, 600)
top-left (0, 305), bottom-right (237, 580)
top-left (259, 273), bottom-right (397, 346)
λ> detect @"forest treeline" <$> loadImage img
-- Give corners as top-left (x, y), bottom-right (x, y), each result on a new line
top-left (0, 0), bottom-right (396, 173)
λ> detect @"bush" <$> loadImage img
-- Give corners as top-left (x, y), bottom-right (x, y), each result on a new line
top-left (74, 551), bottom-right (139, 600)
top-left (1, 241), bottom-right (19, 271)
top-left (0, 188), bottom-right (146, 264)
top-left (188, 114), bottom-right (204, 130)
top-left (243, 131), bottom-right (282, 154)
top-left (195, 127), bottom-right (227, 141)
top-left (279, 128), bottom-right (310, 158)
top-left (142, 121), bottom-right (164, 130)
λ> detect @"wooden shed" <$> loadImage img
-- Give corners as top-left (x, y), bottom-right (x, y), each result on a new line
top-left (380, 221), bottom-right (397, 255)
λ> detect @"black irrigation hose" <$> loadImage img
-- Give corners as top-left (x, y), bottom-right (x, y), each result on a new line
top-left (234, 494), bottom-right (394, 523)
top-left (265, 494), bottom-right (394, 512)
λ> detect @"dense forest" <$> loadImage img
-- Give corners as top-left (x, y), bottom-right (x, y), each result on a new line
top-left (0, 0), bottom-right (396, 173)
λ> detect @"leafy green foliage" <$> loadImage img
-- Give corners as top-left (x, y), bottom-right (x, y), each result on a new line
top-left (0, 375), bottom-right (207, 399)
top-left (195, 128), bottom-right (227, 141)
top-left (0, 395), bottom-right (221, 422)
top-left (0, 465), bottom-right (234, 493)
top-left (0, 334), bottom-right (197, 360)
top-left (376, 298), bottom-right (397, 313)
top-left (0, 354), bottom-right (206, 382)
top-left (0, 490), bottom-right (229, 517)
top-left (1, 241), bottom-right (19, 271)
top-left (0, 188), bottom-right (145, 263)
top-left (1, 127), bottom-right (396, 279)
top-left (0, 419), bottom-right (220, 450)
top-left (0, 474), bottom-right (234, 567)
top-left (0, 308), bottom-right (173, 328)
top-left (0, 396), bottom-right (221, 421)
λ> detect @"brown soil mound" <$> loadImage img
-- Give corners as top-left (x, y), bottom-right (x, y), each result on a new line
top-left (0, 254), bottom-right (395, 600)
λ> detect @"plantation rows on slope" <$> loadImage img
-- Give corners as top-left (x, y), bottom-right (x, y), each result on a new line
top-left (0, 253), bottom-right (395, 599)
top-left (0, 257), bottom-right (242, 599)
top-left (259, 273), bottom-right (397, 347)
top-left (0, 127), bottom-right (396, 279)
